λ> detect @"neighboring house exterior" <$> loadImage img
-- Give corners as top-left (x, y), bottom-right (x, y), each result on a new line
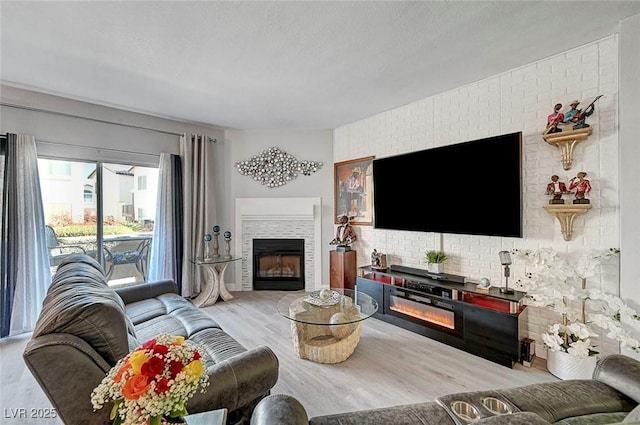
top-left (131, 166), bottom-right (158, 224)
top-left (38, 159), bottom-right (93, 225)
top-left (39, 159), bottom-right (157, 226)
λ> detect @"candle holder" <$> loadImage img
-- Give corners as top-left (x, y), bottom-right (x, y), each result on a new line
top-left (203, 234), bottom-right (212, 260)
top-left (212, 225), bottom-right (221, 258)
top-left (223, 230), bottom-right (232, 259)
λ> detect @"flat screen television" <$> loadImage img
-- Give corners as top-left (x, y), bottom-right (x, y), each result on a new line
top-left (372, 132), bottom-right (523, 237)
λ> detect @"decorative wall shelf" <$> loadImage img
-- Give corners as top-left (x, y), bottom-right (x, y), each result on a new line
top-left (543, 204), bottom-right (592, 241)
top-left (543, 127), bottom-right (593, 170)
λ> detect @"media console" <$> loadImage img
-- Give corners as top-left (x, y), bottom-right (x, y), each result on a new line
top-left (357, 265), bottom-right (527, 368)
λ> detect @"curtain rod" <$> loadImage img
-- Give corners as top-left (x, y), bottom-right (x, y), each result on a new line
top-left (0, 102), bottom-right (217, 142)
top-left (36, 139), bottom-right (161, 159)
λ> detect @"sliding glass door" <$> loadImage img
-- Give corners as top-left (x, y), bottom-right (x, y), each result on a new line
top-left (38, 158), bottom-right (158, 285)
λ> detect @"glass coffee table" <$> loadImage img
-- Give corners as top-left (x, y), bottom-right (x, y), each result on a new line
top-left (276, 289), bottom-right (378, 364)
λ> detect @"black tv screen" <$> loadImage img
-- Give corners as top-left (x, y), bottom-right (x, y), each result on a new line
top-left (372, 132), bottom-right (522, 237)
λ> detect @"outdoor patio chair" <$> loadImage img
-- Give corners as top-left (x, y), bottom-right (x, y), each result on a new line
top-left (103, 237), bottom-right (150, 281)
top-left (45, 225), bottom-right (87, 267)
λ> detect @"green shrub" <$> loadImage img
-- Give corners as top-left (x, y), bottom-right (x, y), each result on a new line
top-left (54, 225), bottom-right (133, 237)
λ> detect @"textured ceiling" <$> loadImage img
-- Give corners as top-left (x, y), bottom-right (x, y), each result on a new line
top-left (2, 1), bottom-right (640, 130)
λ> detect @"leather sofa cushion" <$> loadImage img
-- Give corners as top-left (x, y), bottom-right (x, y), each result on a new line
top-left (595, 355), bottom-right (640, 404)
top-left (475, 412), bottom-right (550, 424)
top-left (125, 293), bottom-right (205, 324)
top-left (554, 412), bottom-right (628, 424)
top-left (309, 401), bottom-right (456, 425)
top-left (32, 253), bottom-right (131, 365)
top-left (189, 328), bottom-right (248, 365)
top-left (127, 292), bottom-right (250, 371)
top-left (499, 380), bottom-right (635, 424)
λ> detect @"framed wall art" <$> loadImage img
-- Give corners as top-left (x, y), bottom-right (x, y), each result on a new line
top-left (334, 156), bottom-right (375, 225)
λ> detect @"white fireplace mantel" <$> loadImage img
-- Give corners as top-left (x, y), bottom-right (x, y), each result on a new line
top-left (235, 197), bottom-right (322, 292)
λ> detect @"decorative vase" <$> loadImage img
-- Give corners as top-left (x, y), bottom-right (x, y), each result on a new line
top-left (546, 350), bottom-right (597, 380)
top-left (428, 263), bottom-right (443, 274)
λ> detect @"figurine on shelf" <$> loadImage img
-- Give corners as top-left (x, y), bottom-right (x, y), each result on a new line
top-left (568, 171), bottom-right (592, 204)
top-left (544, 103), bottom-right (565, 135)
top-left (563, 95), bottom-right (602, 130)
top-left (330, 215), bottom-right (357, 251)
top-left (545, 175), bottom-right (568, 204)
top-left (371, 249), bottom-right (387, 270)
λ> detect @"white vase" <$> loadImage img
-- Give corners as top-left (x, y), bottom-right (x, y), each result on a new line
top-left (428, 263), bottom-right (443, 274)
top-left (546, 350), bottom-right (597, 380)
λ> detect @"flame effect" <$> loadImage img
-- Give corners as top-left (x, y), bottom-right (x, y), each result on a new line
top-left (390, 297), bottom-right (455, 329)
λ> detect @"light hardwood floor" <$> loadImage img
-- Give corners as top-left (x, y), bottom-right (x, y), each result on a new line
top-left (0, 290), bottom-right (557, 424)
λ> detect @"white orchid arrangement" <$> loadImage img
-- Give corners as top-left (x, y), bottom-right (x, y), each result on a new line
top-left (512, 247), bottom-right (640, 359)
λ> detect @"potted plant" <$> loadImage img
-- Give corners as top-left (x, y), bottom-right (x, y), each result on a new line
top-left (512, 247), bottom-right (640, 380)
top-left (425, 250), bottom-right (448, 274)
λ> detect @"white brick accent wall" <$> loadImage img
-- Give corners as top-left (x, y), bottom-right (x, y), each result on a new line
top-left (335, 36), bottom-right (621, 359)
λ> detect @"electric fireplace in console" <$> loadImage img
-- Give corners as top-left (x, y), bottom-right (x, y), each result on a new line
top-left (357, 265), bottom-right (526, 368)
top-left (253, 239), bottom-right (304, 290)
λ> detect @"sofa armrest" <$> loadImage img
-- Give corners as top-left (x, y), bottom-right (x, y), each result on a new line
top-left (594, 354), bottom-right (640, 403)
top-left (23, 333), bottom-right (113, 425)
top-left (250, 394), bottom-right (309, 425)
top-left (115, 279), bottom-right (178, 304)
top-left (187, 345), bottom-right (280, 414)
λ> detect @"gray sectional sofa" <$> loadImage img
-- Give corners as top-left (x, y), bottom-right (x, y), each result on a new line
top-left (250, 354), bottom-right (640, 425)
top-left (23, 254), bottom-right (279, 425)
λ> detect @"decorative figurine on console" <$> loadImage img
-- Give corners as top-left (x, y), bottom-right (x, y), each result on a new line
top-left (330, 215), bottom-right (357, 252)
top-left (568, 171), bottom-right (592, 204)
top-left (371, 249), bottom-right (387, 270)
top-left (476, 277), bottom-right (492, 294)
top-left (545, 175), bottom-right (568, 204)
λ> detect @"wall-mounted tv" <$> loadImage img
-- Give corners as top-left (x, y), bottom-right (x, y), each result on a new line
top-left (372, 132), bottom-right (522, 238)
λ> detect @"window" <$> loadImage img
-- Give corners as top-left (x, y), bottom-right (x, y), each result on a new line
top-left (138, 175), bottom-right (147, 191)
top-left (84, 184), bottom-right (94, 203)
top-left (39, 158), bottom-right (158, 285)
top-left (40, 159), bottom-right (71, 177)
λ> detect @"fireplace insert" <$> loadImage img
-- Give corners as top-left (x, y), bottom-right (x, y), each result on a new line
top-left (384, 283), bottom-right (463, 338)
top-left (253, 238), bottom-right (304, 290)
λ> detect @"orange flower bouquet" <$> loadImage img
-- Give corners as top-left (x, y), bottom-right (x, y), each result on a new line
top-left (91, 333), bottom-right (209, 425)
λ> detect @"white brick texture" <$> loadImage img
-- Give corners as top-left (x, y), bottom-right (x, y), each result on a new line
top-left (335, 36), bottom-right (621, 359)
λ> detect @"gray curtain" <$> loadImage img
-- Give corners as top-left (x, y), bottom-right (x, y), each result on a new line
top-left (147, 153), bottom-right (184, 290)
top-left (1, 133), bottom-right (51, 337)
top-left (180, 134), bottom-right (217, 297)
